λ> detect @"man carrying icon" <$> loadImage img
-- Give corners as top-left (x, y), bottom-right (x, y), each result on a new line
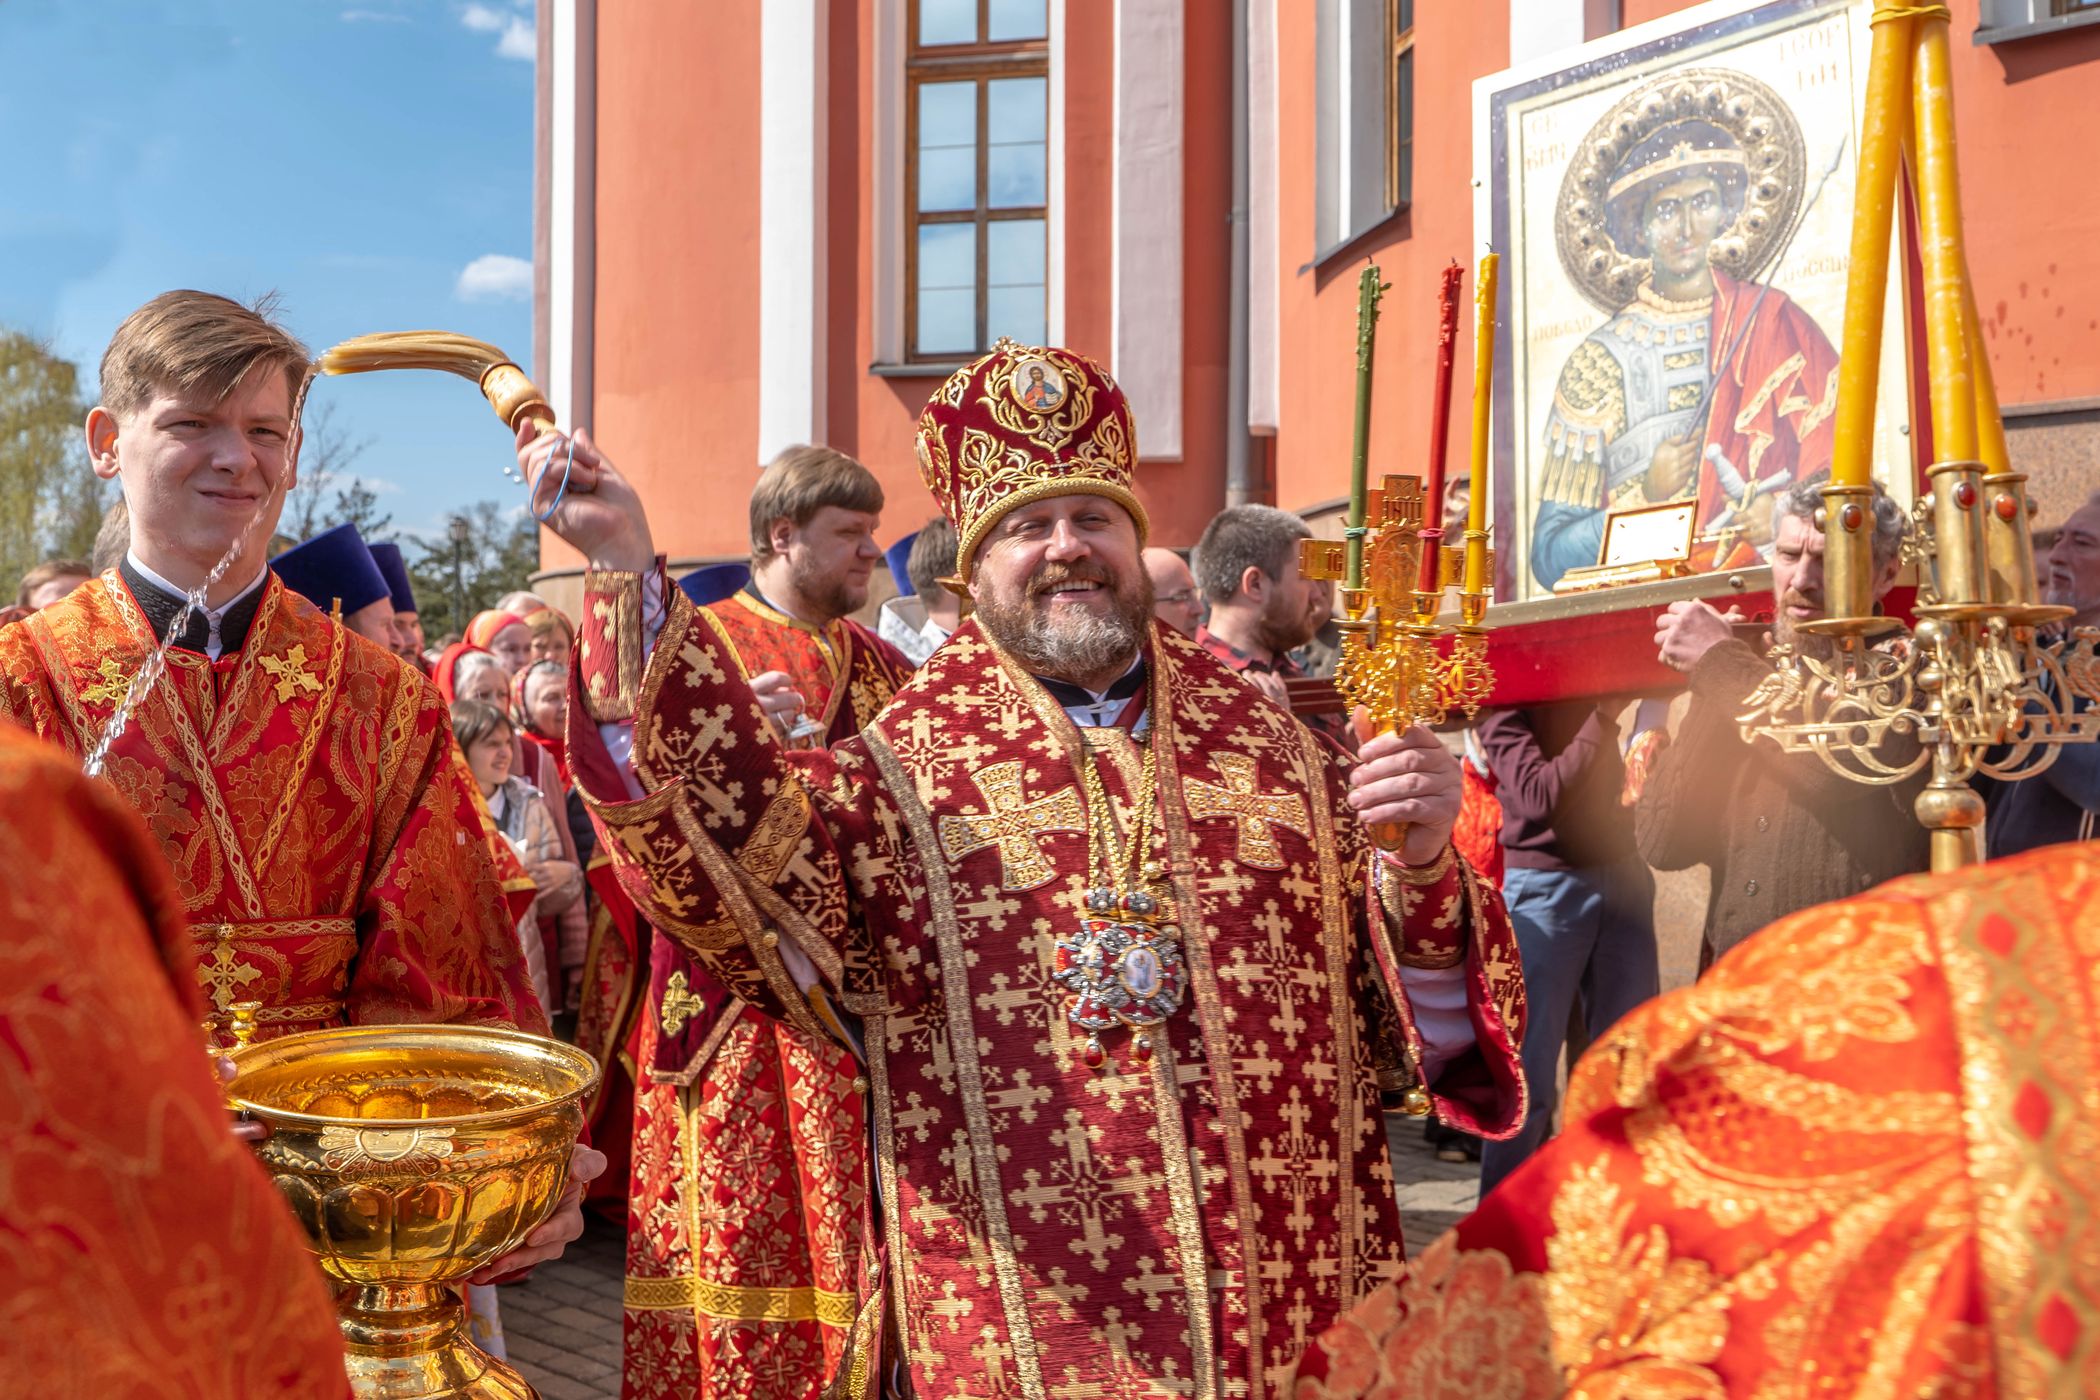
top-left (526, 340), bottom-right (1526, 1398)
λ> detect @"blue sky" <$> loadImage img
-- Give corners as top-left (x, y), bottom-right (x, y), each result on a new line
top-left (0, 0), bottom-right (538, 544)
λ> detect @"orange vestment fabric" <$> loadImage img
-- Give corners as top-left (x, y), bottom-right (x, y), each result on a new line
top-left (0, 573), bottom-right (545, 1042)
top-left (1291, 838), bottom-right (2100, 1398)
top-left (619, 591), bottom-right (913, 1400)
top-left (0, 720), bottom-right (349, 1398)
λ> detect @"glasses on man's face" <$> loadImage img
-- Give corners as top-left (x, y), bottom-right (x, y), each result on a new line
top-left (1158, 589), bottom-right (1199, 608)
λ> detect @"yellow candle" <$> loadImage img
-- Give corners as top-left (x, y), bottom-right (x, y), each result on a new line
top-left (1463, 252), bottom-right (1499, 596)
top-left (1911, 13), bottom-right (1977, 463)
top-left (1829, 11), bottom-right (1916, 490)
top-left (1964, 281), bottom-right (2009, 474)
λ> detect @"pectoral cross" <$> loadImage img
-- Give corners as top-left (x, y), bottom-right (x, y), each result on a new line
top-left (1183, 752), bottom-right (1310, 868)
top-left (660, 969), bottom-right (706, 1036)
top-left (80, 658), bottom-right (133, 709)
top-left (196, 942), bottom-right (264, 1011)
top-left (259, 644), bottom-right (323, 703)
top-left (937, 760), bottom-right (1086, 891)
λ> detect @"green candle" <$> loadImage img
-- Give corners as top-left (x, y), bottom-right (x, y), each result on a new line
top-left (1346, 264), bottom-right (1388, 592)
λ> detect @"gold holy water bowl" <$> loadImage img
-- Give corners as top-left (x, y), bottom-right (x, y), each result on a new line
top-left (225, 1024), bottom-right (600, 1399)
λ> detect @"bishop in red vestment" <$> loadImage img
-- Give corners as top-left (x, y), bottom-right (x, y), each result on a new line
top-left (525, 342), bottom-right (1526, 1399)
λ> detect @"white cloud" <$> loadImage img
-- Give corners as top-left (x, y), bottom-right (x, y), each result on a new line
top-left (455, 253), bottom-right (534, 302)
top-left (460, 3), bottom-right (533, 59)
top-left (341, 9), bottom-right (411, 22)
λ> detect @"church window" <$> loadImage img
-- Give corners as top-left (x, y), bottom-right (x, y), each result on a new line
top-left (907, 0), bottom-right (1051, 362)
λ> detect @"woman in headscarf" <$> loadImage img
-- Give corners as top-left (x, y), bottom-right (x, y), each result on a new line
top-left (465, 609), bottom-right (533, 676)
top-left (514, 659), bottom-right (589, 1005)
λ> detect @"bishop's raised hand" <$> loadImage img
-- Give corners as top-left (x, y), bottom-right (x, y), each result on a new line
top-left (514, 422), bottom-right (657, 574)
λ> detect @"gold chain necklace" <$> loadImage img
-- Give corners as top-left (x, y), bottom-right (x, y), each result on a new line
top-left (1053, 732), bottom-right (1188, 1072)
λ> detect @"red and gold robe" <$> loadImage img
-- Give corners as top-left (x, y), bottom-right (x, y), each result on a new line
top-left (1291, 839), bottom-right (2100, 1398)
top-left (612, 589), bottom-right (913, 1400)
top-left (0, 718), bottom-right (350, 1397)
top-left (0, 572), bottom-right (545, 1041)
top-left (571, 572), bottom-right (1526, 1400)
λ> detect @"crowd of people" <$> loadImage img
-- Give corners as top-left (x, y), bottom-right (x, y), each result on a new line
top-left (4, 287), bottom-right (2099, 1399)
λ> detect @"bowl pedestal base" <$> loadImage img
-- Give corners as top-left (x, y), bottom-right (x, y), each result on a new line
top-left (339, 1282), bottom-right (537, 1399)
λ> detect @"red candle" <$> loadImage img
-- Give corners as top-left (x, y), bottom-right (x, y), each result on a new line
top-left (1417, 260), bottom-right (1466, 594)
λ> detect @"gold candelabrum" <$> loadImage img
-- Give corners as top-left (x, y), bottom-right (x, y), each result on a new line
top-left (1737, 3), bottom-right (2100, 873)
top-left (1300, 260), bottom-right (1498, 853)
top-left (1300, 480), bottom-right (1497, 744)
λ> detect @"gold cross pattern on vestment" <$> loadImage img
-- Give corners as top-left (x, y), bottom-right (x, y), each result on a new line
top-left (197, 942), bottom-right (265, 1011)
top-left (660, 969), bottom-right (706, 1037)
top-left (1183, 752), bottom-right (1311, 868)
top-left (937, 759), bottom-right (1086, 891)
top-left (80, 657), bottom-right (134, 709)
top-left (259, 644), bottom-right (324, 703)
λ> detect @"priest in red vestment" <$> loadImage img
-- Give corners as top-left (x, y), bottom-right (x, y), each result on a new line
top-left (616, 444), bottom-right (913, 1400)
top-left (1290, 837), bottom-right (2100, 1398)
top-left (0, 717), bottom-right (350, 1398)
top-left (523, 340), bottom-right (1527, 1399)
top-left (0, 291), bottom-right (545, 1042)
top-left (0, 290), bottom-right (595, 1278)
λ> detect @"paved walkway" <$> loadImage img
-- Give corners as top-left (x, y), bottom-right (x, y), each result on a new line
top-left (501, 1119), bottom-right (1483, 1398)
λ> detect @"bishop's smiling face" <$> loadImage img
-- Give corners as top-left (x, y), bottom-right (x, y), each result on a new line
top-left (968, 494), bottom-right (1154, 692)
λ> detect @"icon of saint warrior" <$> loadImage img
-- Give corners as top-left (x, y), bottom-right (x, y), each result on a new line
top-left (1531, 70), bottom-right (1841, 590)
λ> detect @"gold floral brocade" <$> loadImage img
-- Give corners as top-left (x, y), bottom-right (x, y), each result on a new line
top-left (0, 573), bottom-right (544, 1040)
top-left (1291, 841), bottom-right (2100, 1398)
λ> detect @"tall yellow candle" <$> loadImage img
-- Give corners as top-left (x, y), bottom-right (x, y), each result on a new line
top-left (1829, 10), bottom-right (1916, 490)
top-left (1963, 281), bottom-right (2009, 474)
top-left (1463, 252), bottom-right (1499, 597)
top-left (1911, 13), bottom-right (1977, 463)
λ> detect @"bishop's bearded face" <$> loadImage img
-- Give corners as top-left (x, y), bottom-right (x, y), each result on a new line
top-left (970, 496), bottom-right (1153, 687)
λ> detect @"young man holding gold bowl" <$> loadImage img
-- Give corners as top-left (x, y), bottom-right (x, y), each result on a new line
top-left (0, 290), bottom-right (601, 1281)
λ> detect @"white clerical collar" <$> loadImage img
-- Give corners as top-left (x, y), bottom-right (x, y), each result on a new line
top-left (126, 551), bottom-right (268, 661)
top-left (1047, 655), bottom-right (1150, 735)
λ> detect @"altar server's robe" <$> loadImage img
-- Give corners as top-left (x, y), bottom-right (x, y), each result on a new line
top-left (1291, 839), bottom-right (2100, 1400)
top-left (0, 571), bottom-right (544, 1040)
top-left (618, 589), bottom-right (912, 1400)
top-left (571, 573), bottom-right (1526, 1400)
top-left (0, 717), bottom-right (350, 1399)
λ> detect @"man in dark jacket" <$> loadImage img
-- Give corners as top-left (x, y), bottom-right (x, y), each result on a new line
top-left (1982, 496), bottom-right (2100, 857)
top-left (1638, 475), bottom-right (1928, 971)
top-left (1476, 700), bottom-right (1657, 1193)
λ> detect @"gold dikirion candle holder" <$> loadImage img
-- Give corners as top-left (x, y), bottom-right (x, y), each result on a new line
top-left (1739, 4), bottom-right (2100, 872)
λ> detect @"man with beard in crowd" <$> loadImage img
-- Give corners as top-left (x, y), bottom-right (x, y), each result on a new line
top-left (602, 443), bottom-right (914, 1399)
top-left (1192, 503), bottom-right (1348, 748)
top-left (1978, 493), bottom-right (2100, 857)
top-left (523, 342), bottom-right (1525, 1397)
top-left (1637, 474), bottom-right (1927, 971)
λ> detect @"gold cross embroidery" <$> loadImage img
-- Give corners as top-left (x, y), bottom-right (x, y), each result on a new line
top-left (259, 644), bottom-right (324, 703)
top-left (1184, 752), bottom-right (1310, 868)
top-left (196, 942), bottom-right (264, 1011)
top-left (937, 760), bottom-right (1086, 891)
top-left (660, 970), bottom-right (706, 1036)
top-left (80, 658), bottom-right (133, 709)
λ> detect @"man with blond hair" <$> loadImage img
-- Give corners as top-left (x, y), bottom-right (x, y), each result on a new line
top-left (0, 290), bottom-right (595, 1275)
